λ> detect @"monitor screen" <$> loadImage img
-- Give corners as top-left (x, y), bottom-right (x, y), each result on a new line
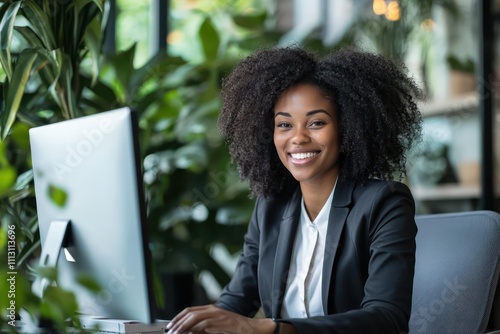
top-left (29, 108), bottom-right (156, 324)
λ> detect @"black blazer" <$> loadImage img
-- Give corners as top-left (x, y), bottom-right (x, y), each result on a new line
top-left (215, 177), bottom-right (417, 334)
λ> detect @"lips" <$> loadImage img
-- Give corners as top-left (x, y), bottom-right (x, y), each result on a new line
top-left (289, 152), bottom-right (318, 160)
top-left (288, 151), bottom-right (320, 165)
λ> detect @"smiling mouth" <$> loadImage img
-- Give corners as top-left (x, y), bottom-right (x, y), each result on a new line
top-left (289, 152), bottom-right (319, 160)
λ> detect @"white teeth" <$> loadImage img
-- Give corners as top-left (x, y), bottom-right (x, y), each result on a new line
top-left (290, 152), bottom-right (318, 160)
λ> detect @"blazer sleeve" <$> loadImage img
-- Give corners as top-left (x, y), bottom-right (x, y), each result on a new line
top-left (214, 197), bottom-right (262, 317)
top-left (281, 182), bottom-right (417, 334)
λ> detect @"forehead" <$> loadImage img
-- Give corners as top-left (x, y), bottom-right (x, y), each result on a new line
top-left (274, 84), bottom-right (335, 114)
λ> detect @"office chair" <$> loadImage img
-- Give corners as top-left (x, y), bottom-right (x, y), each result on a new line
top-left (409, 210), bottom-right (500, 334)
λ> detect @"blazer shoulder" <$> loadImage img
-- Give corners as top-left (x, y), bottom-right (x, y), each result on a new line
top-left (348, 179), bottom-right (415, 214)
top-left (353, 179), bottom-right (412, 198)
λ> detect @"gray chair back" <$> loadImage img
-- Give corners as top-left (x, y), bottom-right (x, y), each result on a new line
top-left (409, 210), bottom-right (500, 334)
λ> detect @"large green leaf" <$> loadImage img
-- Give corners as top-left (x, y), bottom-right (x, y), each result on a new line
top-left (15, 26), bottom-right (44, 48)
top-left (74, 0), bottom-right (103, 49)
top-left (1, 49), bottom-right (38, 140)
top-left (0, 166), bottom-right (16, 196)
top-left (103, 44), bottom-right (136, 101)
top-left (46, 51), bottom-right (77, 119)
top-left (130, 52), bottom-right (169, 91)
top-left (40, 286), bottom-right (79, 331)
top-left (31, 47), bottom-right (59, 88)
top-left (80, 75), bottom-right (119, 110)
top-left (0, 164), bottom-right (19, 198)
top-left (232, 11), bottom-right (267, 30)
top-left (17, 239), bottom-right (40, 268)
top-left (21, 0), bottom-right (56, 50)
top-left (59, 55), bottom-right (77, 119)
top-left (80, 75), bottom-right (120, 110)
top-left (71, 0), bottom-right (105, 14)
top-left (199, 17), bottom-right (220, 62)
top-left (83, 17), bottom-right (102, 86)
top-left (10, 122), bottom-right (31, 152)
top-left (48, 184), bottom-right (68, 208)
top-left (99, 0), bottom-right (110, 37)
top-left (0, 1), bottom-right (21, 81)
top-left (48, 49), bottom-right (67, 116)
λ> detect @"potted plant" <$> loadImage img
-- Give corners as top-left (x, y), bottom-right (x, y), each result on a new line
top-left (446, 54), bottom-right (476, 96)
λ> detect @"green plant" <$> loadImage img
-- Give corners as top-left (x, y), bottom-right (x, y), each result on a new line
top-left (0, 0), bottom-right (107, 331)
top-left (0, 0), bottom-right (336, 327)
top-left (446, 55), bottom-right (475, 73)
top-left (0, 0), bottom-right (289, 327)
top-left (84, 11), bottom-right (278, 302)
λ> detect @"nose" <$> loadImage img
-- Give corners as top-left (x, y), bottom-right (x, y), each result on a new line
top-left (291, 126), bottom-right (310, 145)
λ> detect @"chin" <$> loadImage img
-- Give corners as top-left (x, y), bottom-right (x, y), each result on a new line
top-left (290, 174), bottom-right (314, 183)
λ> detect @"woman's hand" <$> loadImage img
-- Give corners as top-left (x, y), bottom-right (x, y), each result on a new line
top-left (166, 304), bottom-right (276, 334)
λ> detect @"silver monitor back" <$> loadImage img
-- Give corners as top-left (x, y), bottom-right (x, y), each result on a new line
top-left (29, 108), bottom-right (155, 323)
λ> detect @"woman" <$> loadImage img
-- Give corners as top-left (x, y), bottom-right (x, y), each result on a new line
top-left (167, 46), bottom-right (423, 334)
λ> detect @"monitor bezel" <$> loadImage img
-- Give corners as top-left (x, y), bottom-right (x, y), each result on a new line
top-left (29, 108), bottom-right (156, 324)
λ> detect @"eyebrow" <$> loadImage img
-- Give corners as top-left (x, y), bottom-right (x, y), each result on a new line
top-left (274, 109), bottom-right (332, 118)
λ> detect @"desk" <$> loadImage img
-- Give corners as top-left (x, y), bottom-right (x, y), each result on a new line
top-left (16, 318), bottom-right (168, 334)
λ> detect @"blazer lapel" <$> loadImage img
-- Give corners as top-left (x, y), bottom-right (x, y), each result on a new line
top-left (271, 188), bottom-right (301, 318)
top-left (321, 177), bottom-right (355, 314)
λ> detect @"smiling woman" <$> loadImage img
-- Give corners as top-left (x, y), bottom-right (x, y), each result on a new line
top-left (273, 84), bottom-right (340, 221)
top-left (166, 46), bottom-right (424, 334)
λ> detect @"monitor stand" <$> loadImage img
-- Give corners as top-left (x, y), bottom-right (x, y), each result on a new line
top-left (31, 220), bottom-right (167, 333)
top-left (32, 219), bottom-right (72, 298)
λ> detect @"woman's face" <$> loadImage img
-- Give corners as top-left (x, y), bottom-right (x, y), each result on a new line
top-left (273, 84), bottom-right (340, 186)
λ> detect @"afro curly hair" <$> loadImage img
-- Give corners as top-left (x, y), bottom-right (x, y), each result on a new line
top-left (218, 46), bottom-right (423, 198)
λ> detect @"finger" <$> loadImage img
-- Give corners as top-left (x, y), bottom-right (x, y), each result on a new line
top-left (168, 307), bottom-right (189, 327)
top-left (168, 312), bottom-right (195, 334)
top-left (168, 305), bottom-right (213, 331)
top-left (168, 306), bottom-right (217, 334)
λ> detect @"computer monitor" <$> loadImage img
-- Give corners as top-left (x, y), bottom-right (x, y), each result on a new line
top-left (29, 108), bottom-right (156, 326)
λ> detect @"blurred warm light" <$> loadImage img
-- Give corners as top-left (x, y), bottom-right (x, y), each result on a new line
top-left (373, 0), bottom-right (387, 15)
top-left (421, 18), bottom-right (435, 31)
top-left (167, 30), bottom-right (184, 44)
top-left (385, 10), bottom-right (400, 21)
top-left (373, 0), bottom-right (400, 21)
top-left (385, 1), bottom-right (400, 21)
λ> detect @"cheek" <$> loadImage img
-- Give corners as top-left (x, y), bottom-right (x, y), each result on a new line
top-left (273, 132), bottom-right (284, 149)
top-left (273, 134), bottom-right (288, 160)
top-left (324, 127), bottom-right (340, 148)
top-left (315, 131), bottom-right (337, 146)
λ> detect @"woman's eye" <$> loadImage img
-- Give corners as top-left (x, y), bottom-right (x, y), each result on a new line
top-left (276, 122), bottom-right (291, 128)
top-left (310, 121), bottom-right (325, 127)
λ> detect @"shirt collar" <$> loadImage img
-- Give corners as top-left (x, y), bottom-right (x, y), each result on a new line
top-left (300, 177), bottom-right (338, 226)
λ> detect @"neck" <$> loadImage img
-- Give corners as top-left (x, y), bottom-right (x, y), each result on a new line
top-left (300, 175), bottom-right (338, 221)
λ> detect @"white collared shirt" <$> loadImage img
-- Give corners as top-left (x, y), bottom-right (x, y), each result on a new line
top-left (280, 184), bottom-right (336, 318)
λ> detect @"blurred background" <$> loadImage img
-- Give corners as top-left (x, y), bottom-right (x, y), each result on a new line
top-left (0, 0), bottom-right (499, 327)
